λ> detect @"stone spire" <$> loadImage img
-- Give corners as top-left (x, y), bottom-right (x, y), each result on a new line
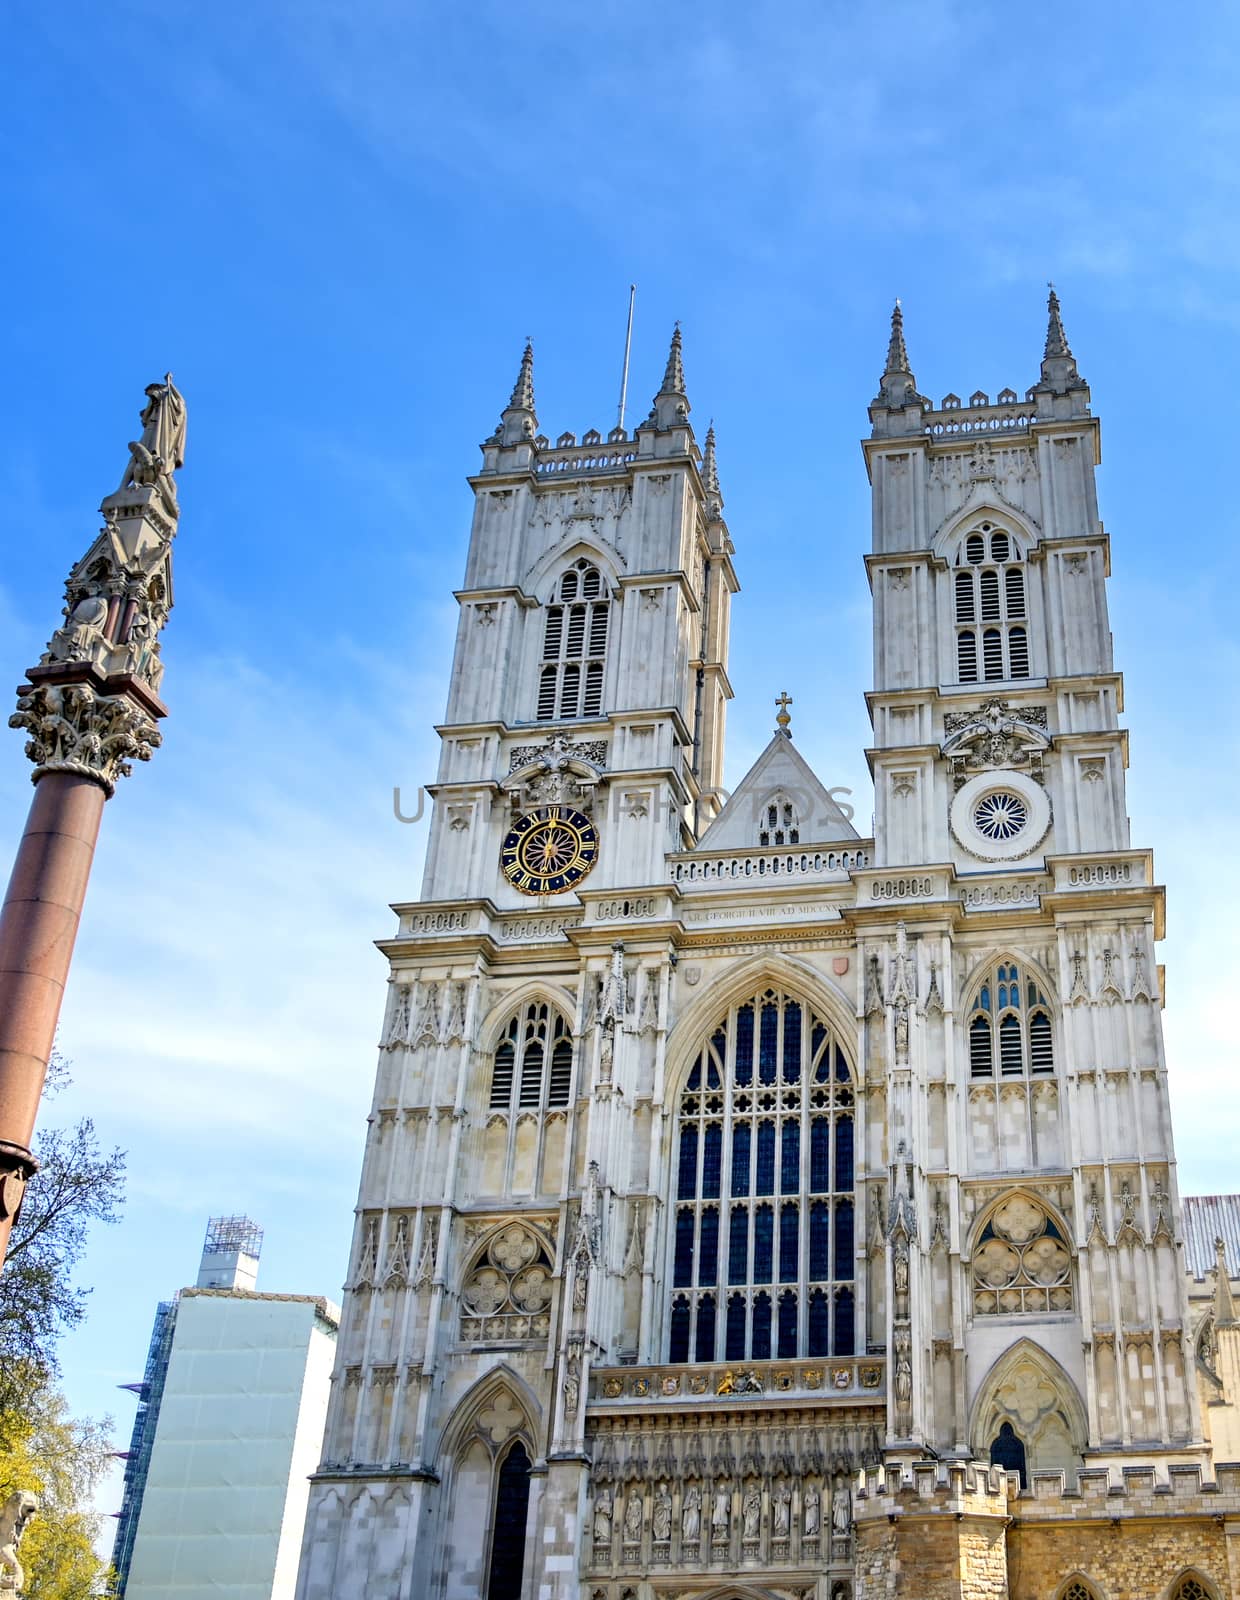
top-left (0, 376), bottom-right (186, 1262)
top-left (1034, 283), bottom-right (1087, 404)
top-left (701, 422), bottom-right (723, 518)
top-left (1044, 285), bottom-right (1072, 360)
top-left (650, 324), bottom-right (690, 430)
top-left (498, 340), bottom-right (538, 445)
top-left (870, 301), bottom-right (926, 433)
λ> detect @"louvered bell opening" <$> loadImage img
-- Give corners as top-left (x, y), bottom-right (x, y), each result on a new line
top-left (982, 629), bottom-right (1003, 680)
top-left (970, 1016), bottom-right (993, 1078)
top-left (547, 1038), bottom-right (573, 1106)
top-left (582, 661), bottom-right (604, 717)
top-left (955, 570), bottom-right (975, 622)
top-left (559, 663), bottom-right (580, 717)
top-left (980, 569), bottom-right (1001, 621)
top-left (958, 630), bottom-right (978, 682)
top-left (999, 1015), bottom-right (1023, 1075)
top-left (1005, 567), bottom-right (1025, 618)
top-left (537, 666), bottom-right (557, 720)
top-left (542, 606), bottom-right (563, 660)
top-left (1008, 627), bottom-right (1029, 678)
top-left (490, 1038), bottom-right (516, 1107)
top-left (1030, 1012), bottom-right (1054, 1073)
top-left (966, 533), bottom-right (985, 563)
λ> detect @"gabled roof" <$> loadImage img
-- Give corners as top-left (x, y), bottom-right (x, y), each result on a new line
top-left (1183, 1194), bottom-right (1240, 1281)
top-left (695, 733), bottom-right (860, 851)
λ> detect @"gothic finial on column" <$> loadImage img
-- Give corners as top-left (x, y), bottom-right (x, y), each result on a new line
top-left (9, 376), bottom-right (186, 795)
top-left (873, 299), bottom-right (925, 414)
top-left (649, 324), bottom-right (690, 430)
top-left (1044, 283), bottom-right (1072, 360)
top-left (701, 421), bottom-right (724, 519)
top-left (1034, 282), bottom-right (1087, 403)
top-left (496, 340), bottom-right (538, 445)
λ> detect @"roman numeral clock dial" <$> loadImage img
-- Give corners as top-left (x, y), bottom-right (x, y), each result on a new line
top-left (500, 806), bottom-right (598, 896)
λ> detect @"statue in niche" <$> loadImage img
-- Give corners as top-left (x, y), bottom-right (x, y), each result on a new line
top-left (592, 1487), bottom-right (612, 1544)
top-left (742, 1486), bottom-right (761, 1539)
top-left (623, 1490), bottom-right (642, 1541)
top-left (711, 1481), bottom-right (730, 1539)
top-left (47, 595), bottom-right (110, 664)
top-left (894, 1239), bottom-right (909, 1296)
top-left (773, 1479), bottom-right (791, 1536)
top-left (832, 1483), bottom-right (852, 1535)
top-left (652, 1483), bottom-right (672, 1542)
top-left (681, 1484), bottom-right (701, 1542)
top-left (803, 1483), bottom-right (820, 1536)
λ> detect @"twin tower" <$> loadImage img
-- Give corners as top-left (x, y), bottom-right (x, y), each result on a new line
top-left (293, 301), bottom-right (1221, 1600)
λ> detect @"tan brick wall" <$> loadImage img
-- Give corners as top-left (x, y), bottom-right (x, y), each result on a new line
top-left (1008, 1520), bottom-right (1230, 1600)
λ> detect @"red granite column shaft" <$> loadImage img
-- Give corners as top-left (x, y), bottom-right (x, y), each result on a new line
top-left (0, 771), bottom-right (106, 1259)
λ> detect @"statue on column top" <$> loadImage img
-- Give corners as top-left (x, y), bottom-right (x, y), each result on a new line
top-left (115, 374), bottom-right (187, 507)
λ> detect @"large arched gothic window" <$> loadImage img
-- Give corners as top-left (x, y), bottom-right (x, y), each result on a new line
top-left (537, 560), bottom-right (609, 720)
top-left (953, 521), bottom-right (1030, 684)
top-left (668, 986), bottom-right (856, 1363)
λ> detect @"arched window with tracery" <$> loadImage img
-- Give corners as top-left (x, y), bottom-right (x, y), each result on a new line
top-left (971, 1194), bottom-right (1073, 1316)
top-left (668, 986), bottom-right (856, 1363)
top-left (1170, 1578), bottom-right (1215, 1600)
top-left (968, 960), bottom-right (1054, 1080)
top-left (758, 791), bottom-right (801, 846)
top-left (1059, 1581), bottom-right (1101, 1600)
top-left (537, 560), bottom-right (609, 720)
top-left (481, 1001), bottom-right (575, 1197)
top-left (953, 522), bottom-right (1030, 684)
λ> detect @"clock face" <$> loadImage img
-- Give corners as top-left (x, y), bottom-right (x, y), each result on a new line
top-left (501, 806), bottom-right (599, 896)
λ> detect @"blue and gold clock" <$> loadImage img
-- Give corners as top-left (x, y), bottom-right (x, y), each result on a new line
top-left (501, 805), bottom-right (598, 896)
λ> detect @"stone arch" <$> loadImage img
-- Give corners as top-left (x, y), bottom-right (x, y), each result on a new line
top-left (1057, 1576), bottom-right (1107, 1600)
top-left (663, 952), bottom-right (858, 1101)
top-left (1163, 1572), bottom-right (1220, 1600)
top-left (961, 945), bottom-right (1059, 1012)
top-left (477, 981), bottom-right (578, 1056)
top-left (969, 1337), bottom-right (1087, 1479)
top-left (435, 1362), bottom-right (542, 1465)
top-left (523, 532), bottom-right (625, 598)
top-left (931, 498), bottom-right (1041, 564)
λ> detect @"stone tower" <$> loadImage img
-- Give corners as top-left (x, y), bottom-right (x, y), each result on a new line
top-left (295, 302), bottom-right (1215, 1600)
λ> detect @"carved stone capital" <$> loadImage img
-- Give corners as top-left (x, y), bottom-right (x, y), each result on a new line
top-left (11, 679), bottom-right (162, 797)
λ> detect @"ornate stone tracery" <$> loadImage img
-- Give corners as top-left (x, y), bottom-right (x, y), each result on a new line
top-left (460, 1224), bottom-right (554, 1343)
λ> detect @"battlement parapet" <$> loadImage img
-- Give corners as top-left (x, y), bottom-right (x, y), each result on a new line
top-left (854, 1459), bottom-right (1240, 1525)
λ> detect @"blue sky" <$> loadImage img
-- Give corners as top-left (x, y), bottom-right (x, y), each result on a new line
top-left (3, 0), bottom-right (1240, 1525)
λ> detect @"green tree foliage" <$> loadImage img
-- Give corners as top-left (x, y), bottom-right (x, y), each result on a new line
top-left (0, 1054), bottom-right (125, 1596)
top-left (0, 1387), bottom-right (113, 1599)
top-left (0, 1056), bottom-right (125, 1414)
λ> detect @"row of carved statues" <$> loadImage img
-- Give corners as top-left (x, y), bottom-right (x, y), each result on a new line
top-left (588, 1474), bottom-right (852, 1557)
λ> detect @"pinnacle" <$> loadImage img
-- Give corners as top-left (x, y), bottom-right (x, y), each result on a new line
top-left (658, 323), bottom-right (686, 397)
top-left (702, 423), bottom-right (720, 498)
top-left (884, 299), bottom-right (912, 379)
top-left (507, 340), bottom-right (537, 415)
top-left (1044, 284), bottom-right (1073, 360)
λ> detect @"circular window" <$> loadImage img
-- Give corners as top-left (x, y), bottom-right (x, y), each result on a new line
top-left (973, 790), bottom-right (1028, 841)
top-left (949, 771), bottom-right (1052, 862)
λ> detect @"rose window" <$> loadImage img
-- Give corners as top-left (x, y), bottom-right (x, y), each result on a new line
top-left (461, 1226), bottom-right (554, 1343)
top-left (971, 1196), bottom-right (1073, 1316)
top-left (973, 790), bottom-right (1028, 841)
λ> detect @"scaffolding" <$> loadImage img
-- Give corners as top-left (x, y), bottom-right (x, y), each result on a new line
top-left (110, 1299), bottom-right (177, 1595)
top-left (202, 1214), bottom-right (264, 1258)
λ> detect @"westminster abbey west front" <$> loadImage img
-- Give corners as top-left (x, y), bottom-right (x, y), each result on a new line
top-left (293, 302), bottom-right (1240, 1600)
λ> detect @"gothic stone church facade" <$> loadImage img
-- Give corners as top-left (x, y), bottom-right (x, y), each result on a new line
top-left (294, 305), bottom-right (1240, 1600)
